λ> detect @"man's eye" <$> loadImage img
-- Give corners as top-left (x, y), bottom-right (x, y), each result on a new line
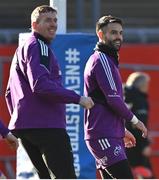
top-left (111, 31), bottom-right (116, 35)
top-left (54, 18), bottom-right (57, 23)
top-left (46, 19), bottom-right (51, 22)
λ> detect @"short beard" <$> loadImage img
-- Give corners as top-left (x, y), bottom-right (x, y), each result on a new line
top-left (106, 40), bottom-right (121, 52)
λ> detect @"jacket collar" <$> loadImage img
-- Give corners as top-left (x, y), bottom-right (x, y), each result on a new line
top-left (95, 42), bottom-right (119, 66)
top-left (33, 32), bottom-right (50, 44)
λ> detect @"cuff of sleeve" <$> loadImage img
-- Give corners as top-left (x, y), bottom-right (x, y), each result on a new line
top-left (74, 94), bottom-right (81, 104)
top-left (1, 129), bottom-right (10, 138)
top-left (131, 115), bottom-right (139, 125)
top-left (0, 121), bottom-right (10, 138)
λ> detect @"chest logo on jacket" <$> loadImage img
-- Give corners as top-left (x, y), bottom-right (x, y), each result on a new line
top-left (114, 145), bottom-right (122, 156)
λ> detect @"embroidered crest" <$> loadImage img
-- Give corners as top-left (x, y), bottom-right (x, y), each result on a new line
top-left (114, 145), bottom-right (122, 156)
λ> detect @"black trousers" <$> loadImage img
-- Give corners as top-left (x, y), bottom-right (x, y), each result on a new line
top-left (99, 159), bottom-right (134, 179)
top-left (12, 128), bottom-right (76, 179)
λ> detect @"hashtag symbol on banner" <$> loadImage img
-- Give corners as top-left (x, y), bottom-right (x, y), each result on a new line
top-left (65, 48), bottom-right (80, 64)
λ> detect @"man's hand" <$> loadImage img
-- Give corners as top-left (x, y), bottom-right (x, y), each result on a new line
top-left (133, 120), bottom-right (148, 138)
top-left (5, 133), bottom-right (19, 149)
top-left (131, 115), bottom-right (148, 138)
top-left (124, 129), bottom-right (136, 148)
top-left (79, 96), bottom-right (94, 109)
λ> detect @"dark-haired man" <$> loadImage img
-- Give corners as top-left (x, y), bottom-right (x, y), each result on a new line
top-left (84, 15), bottom-right (147, 179)
top-left (5, 5), bottom-right (94, 179)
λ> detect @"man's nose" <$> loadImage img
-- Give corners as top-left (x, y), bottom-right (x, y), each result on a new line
top-left (116, 33), bottom-right (123, 41)
top-left (50, 20), bottom-right (57, 26)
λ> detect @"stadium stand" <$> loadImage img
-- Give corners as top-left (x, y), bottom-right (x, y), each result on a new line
top-left (0, 0), bottom-right (159, 43)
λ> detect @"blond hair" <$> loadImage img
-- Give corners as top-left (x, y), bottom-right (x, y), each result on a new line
top-left (125, 72), bottom-right (150, 88)
top-left (31, 5), bottom-right (57, 23)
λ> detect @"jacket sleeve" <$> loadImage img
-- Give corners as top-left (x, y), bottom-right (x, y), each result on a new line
top-left (5, 85), bottom-right (13, 115)
top-left (94, 55), bottom-right (133, 122)
top-left (0, 120), bottom-right (9, 138)
top-left (24, 42), bottom-right (80, 104)
top-left (5, 52), bottom-right (18, 115)
top-left (5, 54), bottom-right (16, 116)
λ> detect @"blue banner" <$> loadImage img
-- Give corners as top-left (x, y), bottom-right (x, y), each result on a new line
top-left (51, 33), bottom-right (97, 179)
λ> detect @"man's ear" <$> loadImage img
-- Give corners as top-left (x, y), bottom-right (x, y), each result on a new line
top-left (97, 30), bottom-right (103, 41)
top-left (32, 21), bottom-right (37, 30)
